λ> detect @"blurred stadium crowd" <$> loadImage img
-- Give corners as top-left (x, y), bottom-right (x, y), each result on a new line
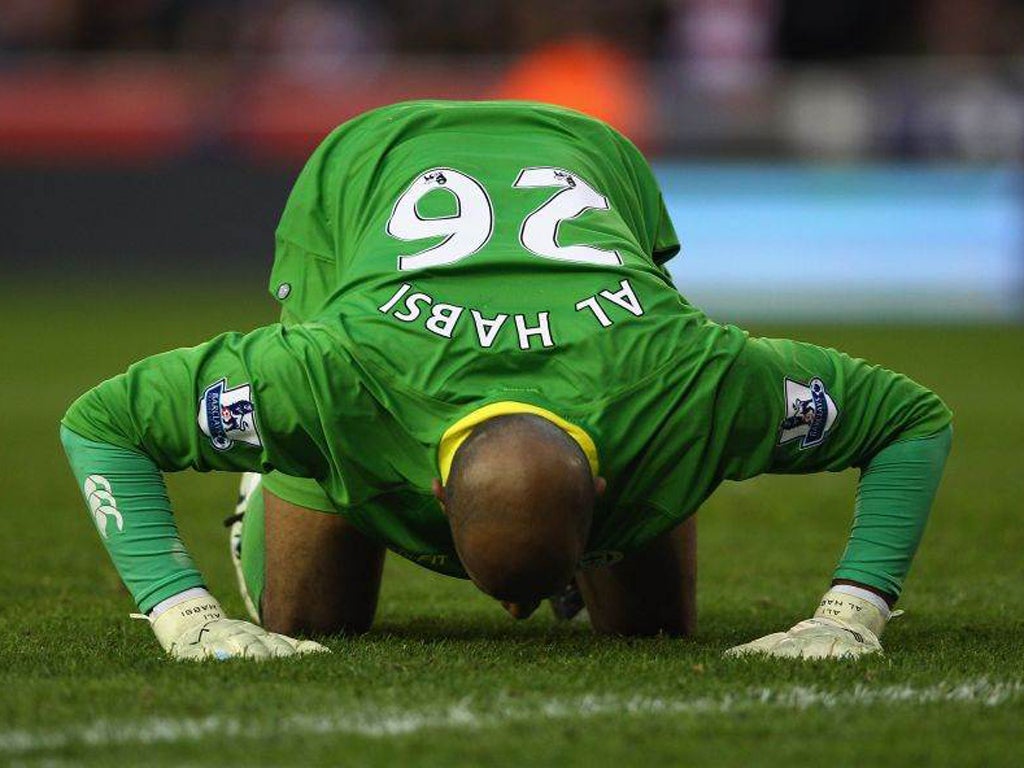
top-left (4, 1), bottom-right (1024, 59)
top-left (2, 0), bottom-right (1024, 161)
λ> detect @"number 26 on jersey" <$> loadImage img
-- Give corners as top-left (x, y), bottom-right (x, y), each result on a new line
top-left (386, 167), bottom-right (622, 271)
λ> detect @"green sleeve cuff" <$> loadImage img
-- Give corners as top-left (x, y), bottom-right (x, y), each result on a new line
top-left (137, 573), bottom-right (208, 615)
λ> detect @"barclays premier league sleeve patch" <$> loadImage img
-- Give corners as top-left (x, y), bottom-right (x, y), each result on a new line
top-left (197, 378), bottom-right (262, 451)
top-left (778, 377), bottom-right (838, 449)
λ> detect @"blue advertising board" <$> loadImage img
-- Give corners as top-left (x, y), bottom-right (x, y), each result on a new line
top-left (657, 165), bottom-right (1022, 321)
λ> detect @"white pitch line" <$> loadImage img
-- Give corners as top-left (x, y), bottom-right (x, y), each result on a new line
top-left (1, 678), bottom-right (1021, 755)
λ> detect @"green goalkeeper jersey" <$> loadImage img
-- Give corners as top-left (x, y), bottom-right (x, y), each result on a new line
top-left (62, 101), bottom-right (951, 609)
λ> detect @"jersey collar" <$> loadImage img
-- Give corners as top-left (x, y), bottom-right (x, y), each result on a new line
top-left (437, 401), bottom-right (599, 484)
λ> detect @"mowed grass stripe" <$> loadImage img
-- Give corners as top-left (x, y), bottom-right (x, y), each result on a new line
top-left (3, 678), bottom-right (1021, 755)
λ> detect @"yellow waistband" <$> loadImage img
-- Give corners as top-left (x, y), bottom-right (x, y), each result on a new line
top-left (437, 401), bottom-right (599, 484)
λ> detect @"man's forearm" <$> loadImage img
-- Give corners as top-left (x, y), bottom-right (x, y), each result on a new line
top-left (60, 425), bottom-right (205, 613)
top-left (832, 425), bottom-right (953, 602)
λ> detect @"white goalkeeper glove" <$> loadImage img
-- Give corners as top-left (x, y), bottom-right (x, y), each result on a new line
top-left (141, 591), bottom-right (330, 661)
top-left (725, 587), bottom-right (891, 660)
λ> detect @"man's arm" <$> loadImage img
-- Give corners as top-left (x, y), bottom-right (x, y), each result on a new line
top-left (61, 323), bottom-right (338, 660)
top-left (727, 427), bottom-right (952, 659)
top-left (719, 336), bottom-right (953, 659)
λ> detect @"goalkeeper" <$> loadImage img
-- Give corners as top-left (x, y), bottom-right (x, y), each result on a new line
top-left (60, 100), bottom-right (952, 661)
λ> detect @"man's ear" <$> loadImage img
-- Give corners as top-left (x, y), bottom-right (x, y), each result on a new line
top-left (594, 476), bottom-right (607, 497)
top-left (432, 478), bottom-right (448, 514)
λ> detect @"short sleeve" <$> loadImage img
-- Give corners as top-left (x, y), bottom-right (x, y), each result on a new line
top-left (62, 325), bottom-right (334, 480)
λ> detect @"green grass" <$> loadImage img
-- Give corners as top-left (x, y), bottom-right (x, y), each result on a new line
top-left (2, 282), bottom-right (1022, 767)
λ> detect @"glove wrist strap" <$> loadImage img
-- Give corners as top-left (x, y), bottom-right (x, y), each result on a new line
top-left (814, 588), bottom-right (888, 637)
top-left (829, 584), bottom-right (891, 617)
top-left (150, 594), bottom-right (226, 651)
top-left (149, 587), bottom-right (214, 619)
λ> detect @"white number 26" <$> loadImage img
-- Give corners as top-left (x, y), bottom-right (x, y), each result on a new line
top-left (386, 166), bottom-right (621, 271)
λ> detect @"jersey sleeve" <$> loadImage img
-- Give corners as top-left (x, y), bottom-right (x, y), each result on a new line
top-left (60, 324), bottom-right (346, 612)
top-left (717, 336), bottom-right (954, 600)
top-left (62, 324), bottom-right (332, 478)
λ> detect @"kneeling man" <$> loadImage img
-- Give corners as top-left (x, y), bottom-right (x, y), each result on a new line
top-left (61, 100), bottom-right (951, 661)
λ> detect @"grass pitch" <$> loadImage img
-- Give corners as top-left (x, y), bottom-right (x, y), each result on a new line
top-left (1, 282), bottom-right (1022, 767)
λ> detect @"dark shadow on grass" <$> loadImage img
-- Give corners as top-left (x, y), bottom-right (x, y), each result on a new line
top-left (356, 609), bottom-right (768, 649)
top-left (337, 616), bottom-right (712, 659)
top-left (370, 615), bottom-right (594, 642)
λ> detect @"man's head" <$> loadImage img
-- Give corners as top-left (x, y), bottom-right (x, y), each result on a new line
top-left (434, 414), bottom-right (603, 604)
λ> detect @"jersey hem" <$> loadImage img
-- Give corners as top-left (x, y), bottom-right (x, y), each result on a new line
top-left (261, 472), bottom-right (337, 513)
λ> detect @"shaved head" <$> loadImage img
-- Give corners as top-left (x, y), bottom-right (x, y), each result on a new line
top-left (443, 414), bottom-right (596, 604)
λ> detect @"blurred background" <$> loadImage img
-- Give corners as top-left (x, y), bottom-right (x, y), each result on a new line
top-left (1, 0), bottom-right (1022, 321)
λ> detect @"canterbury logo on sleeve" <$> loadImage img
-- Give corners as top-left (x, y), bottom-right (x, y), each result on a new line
top-left (84, 474), bottom-right (124, 538)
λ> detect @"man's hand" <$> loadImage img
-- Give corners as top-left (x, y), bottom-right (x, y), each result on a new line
top-left (725, 588), bottom-right (889, 660)
top-left (149, 594), bottom-right (329, 661)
